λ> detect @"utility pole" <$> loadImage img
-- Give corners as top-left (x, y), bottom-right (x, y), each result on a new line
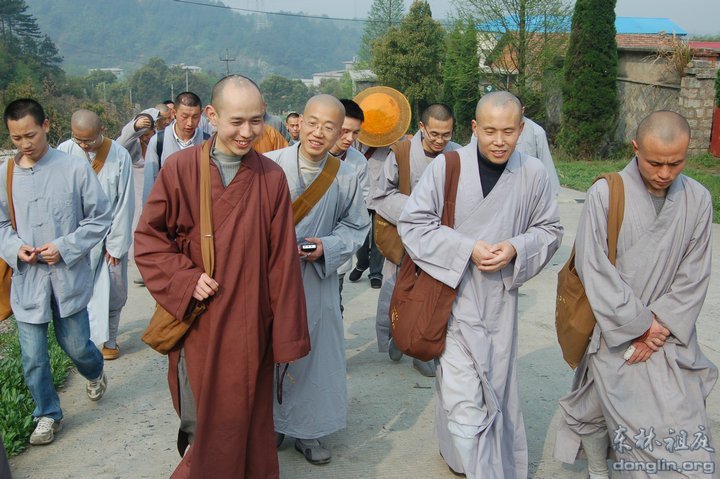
top-left (185, 69), bottom-right (189, 91)
top-left (219, 49), bottom-right (236, 76)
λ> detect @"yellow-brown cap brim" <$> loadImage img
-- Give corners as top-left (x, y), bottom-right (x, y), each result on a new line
top-left (354, 86), bottom-right (411, 148)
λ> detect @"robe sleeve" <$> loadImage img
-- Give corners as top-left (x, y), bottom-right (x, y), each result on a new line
top-left (269, 172), bottom-right (311, 363)
top-left (134, 163), bottom-right (202, 322)
top-left (647, 193), bottom-right (713, 346)
top-left (0, 163), bottom-right (23, 270)
top-left (312, 174), bottom-right (370, 279)
top-left (534, 128), bottom-right (561, 198)
top-left (143, 134), bottom-right (160, 205)
top-left (504, 165), bottom-right (563, 290)
top-left (116, 119), bottom-right (149, 165)
top-left (398, 155), bottom-right (476, 289)
top-left (357, 155), bottom-right (370, 203)
top-left (373, 150), bottom-right (409, 224)
top-left (104, 148), bottom-right (135, 259)
top-left (53, 162), bottom-right (112, 268)
top-left (576, 180), bottom-right (653, 347)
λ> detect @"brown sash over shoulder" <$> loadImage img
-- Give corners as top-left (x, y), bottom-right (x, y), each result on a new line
top-left (555, 173), bottom-right (625, 369)
top-left (292, 154), bottom-right (341, 226)
top-left (141, 138), bottom-right (216, 354)
top-left (374, 139), bottom-right (411, 265)
top-left (389, 151), bottom-right (461, 361)
top-left (91, 137), bottom-right (112, 174)
top-left (1, 156), bottom-right (17, 321)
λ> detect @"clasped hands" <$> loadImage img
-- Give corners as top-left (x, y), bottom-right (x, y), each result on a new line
top-left (625, 315), bottom-right (670, 365)
top-left (18, 243), bottom-right (61, 265)
top-left (471, 239), bottom-right (516, 273)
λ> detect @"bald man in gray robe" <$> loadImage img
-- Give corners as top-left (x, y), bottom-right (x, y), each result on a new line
top-left (398, 92), bottom-right (562, 478)
top-left (554, 111), bottom-right (717, 479)
top-left (266, 95), bottom-right (369, 465)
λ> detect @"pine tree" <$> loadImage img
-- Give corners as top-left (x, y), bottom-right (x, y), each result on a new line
top-left (558, 0), bottom-right (618, 157)
top-left (442, 19), bottom-right (480, 142)
top-left (359, 0), bottom-right (405, 64)
top-left (370, 1), bottom-right (445, 120)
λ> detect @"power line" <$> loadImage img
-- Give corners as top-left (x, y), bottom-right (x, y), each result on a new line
top-left (171, 0), bottom-right (397, 24)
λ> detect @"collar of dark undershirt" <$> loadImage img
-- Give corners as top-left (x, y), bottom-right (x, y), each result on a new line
top-left (330, 149), bottom-right (347, 161)
top-left (476, 146), bottom-right (507, 172)
top-left (423, 149), bottom-right (441, 159)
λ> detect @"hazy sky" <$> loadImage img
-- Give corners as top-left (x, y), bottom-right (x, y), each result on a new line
top-left (226, 0), bottom-right (719, 35)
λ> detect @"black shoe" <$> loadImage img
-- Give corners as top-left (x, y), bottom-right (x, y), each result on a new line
top-left (348, 267), bottom-right (365, 282)
top-left (370, 278), bottom-right (382, 289)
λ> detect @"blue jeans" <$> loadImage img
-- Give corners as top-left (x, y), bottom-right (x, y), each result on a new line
top-left (16, 304), bottom-right (103, 421)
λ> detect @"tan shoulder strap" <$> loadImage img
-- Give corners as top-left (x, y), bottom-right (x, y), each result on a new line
top-left (441, 151), bottom-right (461, 228)
top-left (6, 155), bottom-right (16, 230)
top-left (390, 140), bottom-right (412, 195)
top-left (595, 173), bottom-right (624, 265)
top-left (91, 137), bottom-right (112, 175)
top-left (200, 138), bottom-right (215, 277)
top-left (292, 155), bottom-right (341, 226)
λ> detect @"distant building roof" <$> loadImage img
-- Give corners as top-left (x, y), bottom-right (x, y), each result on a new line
top-left (615, 17), bottom-right (686, 35)
top-left (478, 16), bottom-right (686, 36)
top-left (689, 41), bottom-right (720, 51)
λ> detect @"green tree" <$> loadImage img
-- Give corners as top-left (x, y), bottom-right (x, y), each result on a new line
top-left (371, 1), bottom-right (445, 120)
top-left (128, 57), bottom-right (172, 106)
top-left (442, 19), bottom-right (480, 142)
top-left (455, 0), bottom-right (571, 95)
top-left (0, 0), bottom-right (62, 91)
top-left (315, 72), bottom-right (354, 99)
top-left (558, 0), bottom-right (618, 157)
top-left (359, 0), bottom-right (405, 64)
top-left (260, 75), bottom-right (311, 114)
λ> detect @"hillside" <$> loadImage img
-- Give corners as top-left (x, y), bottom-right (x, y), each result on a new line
top-left (24, 0), bottom-right (362, 80)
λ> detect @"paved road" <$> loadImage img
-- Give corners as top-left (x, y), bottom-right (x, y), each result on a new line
top-left (9, 187), bottom-right (720, 478)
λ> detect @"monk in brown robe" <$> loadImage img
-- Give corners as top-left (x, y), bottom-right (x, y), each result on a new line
top-left (134, 75), bottom-right (310, 479)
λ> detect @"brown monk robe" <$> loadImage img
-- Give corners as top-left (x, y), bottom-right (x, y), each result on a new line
top-left (253, 124), bottom-right (288, 154)
top-left (134, 141), bottom-right (310, 478)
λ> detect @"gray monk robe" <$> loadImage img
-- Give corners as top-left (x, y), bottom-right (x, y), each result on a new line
top-left (372, 130), bottom-right (460, 351)
top-left (266, 143), bottom-right (370, 438)
top-left (398, 144), bottom-right (562, 478)
top-left (555, 159), bottom-right (717, 477)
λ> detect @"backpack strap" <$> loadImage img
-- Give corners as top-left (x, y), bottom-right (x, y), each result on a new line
top-left (594, 173), bottom-right (625, 265)
top-left (390, 140), bottom-right (412, 195)
top-left (156, 129), bottom-right (165, 168)
top-left (441, 151), bottom-right (461, 228)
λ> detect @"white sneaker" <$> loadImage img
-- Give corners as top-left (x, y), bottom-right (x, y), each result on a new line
top-left (86, 371), bottom-right (108, 401)
top-left (29, 417), bottom-right (62, 445)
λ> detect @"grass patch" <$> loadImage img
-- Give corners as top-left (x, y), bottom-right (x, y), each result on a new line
top-left (0, 318), bottom-right (73, 456)
top-left (555, 153), bottom-right (720, 222)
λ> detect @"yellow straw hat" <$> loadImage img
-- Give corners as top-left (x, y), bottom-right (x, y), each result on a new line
top-left (353, 86), bottom-right (411, 147)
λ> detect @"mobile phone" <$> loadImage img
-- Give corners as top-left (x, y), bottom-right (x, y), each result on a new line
top-left (300, 242), bottom-right (317, 252)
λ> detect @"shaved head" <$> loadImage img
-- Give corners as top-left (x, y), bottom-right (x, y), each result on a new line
top-left (211, 75), bottom-right (264, 112)
top-left (299, 94), bottom-right (345, 162)
top-left (303, 94), bottom-right (345, 119)
top-left (154, 103), bottom-right (170, 115)
top-left (475, 91), bottom-right (523, 120)
top-left (635, 110), bottom-right (690, 149)
top-left (71, 109), bottom-right (101, 134)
